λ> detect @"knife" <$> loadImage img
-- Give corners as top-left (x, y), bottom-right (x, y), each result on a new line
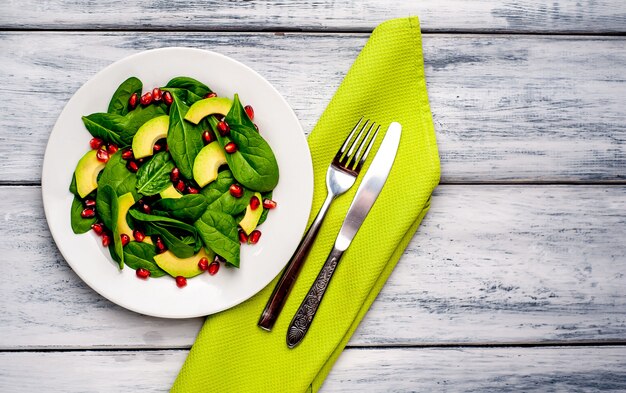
top-left (286, 122), bottom-right (402, 348)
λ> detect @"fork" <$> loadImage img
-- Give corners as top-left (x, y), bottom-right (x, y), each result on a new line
top-left (258, 118), bottom-right (380, 331)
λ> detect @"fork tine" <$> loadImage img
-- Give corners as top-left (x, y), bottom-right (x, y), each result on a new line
top-left (355, 124), bottom-right (380, 172)
top-left (336, 117), bottom-right (365, 161)
top-left (343, 120), bottom-right (369, 164)
top-left (347, 122), bottom-right (376, 169)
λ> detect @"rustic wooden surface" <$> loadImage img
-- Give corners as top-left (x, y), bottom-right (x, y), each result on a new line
top-left (1, 0), bottom-right (625, 391)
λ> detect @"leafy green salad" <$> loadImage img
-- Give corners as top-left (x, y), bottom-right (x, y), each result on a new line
top-left (69, 76), bottom-right (279, 287)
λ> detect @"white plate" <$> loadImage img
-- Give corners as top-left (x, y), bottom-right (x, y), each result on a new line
top-left (42, 48), bottom-right (313, 318)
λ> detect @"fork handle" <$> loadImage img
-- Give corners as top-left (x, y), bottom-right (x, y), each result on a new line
top-left (286, 246), bottom-right (344, 348)
top-left (258, 193), bottom-right (335, 331)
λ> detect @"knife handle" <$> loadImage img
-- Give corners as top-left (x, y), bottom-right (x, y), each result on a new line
top-left (286, 246), bottom-right (344, 348)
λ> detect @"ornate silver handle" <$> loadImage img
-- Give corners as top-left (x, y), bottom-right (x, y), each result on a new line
top-left (286, 246), bottom-right (344, 348)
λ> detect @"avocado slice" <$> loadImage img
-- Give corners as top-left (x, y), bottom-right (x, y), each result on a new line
top-left (75, 150), bottom-right (106, 198)
top-left (159, 184), bottom-right (183, 199)
top-left (154, 247), bottom-right (215, 278)
top-left (239, 192), bottom-right (263, 235)
top-left (116, 192), bottom-right (135, 237)
top-left (132, 115), bottom-right (169, 159)
top-left (184, 97), bottom-right (232, 124)
top-left (193, 142), bottom-right (227, 187)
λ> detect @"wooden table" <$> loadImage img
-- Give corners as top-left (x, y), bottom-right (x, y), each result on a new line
top-left (1, 1), bottom-right (625, 391)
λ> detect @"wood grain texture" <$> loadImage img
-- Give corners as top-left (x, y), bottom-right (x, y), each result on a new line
top-left (2, 0), bottom-right (626, 33)
top-left (1, 347), bottom-right (625, 392)
top-left (1, 185), bottom-right (624, 349)
top-left (0, 33), bottom-right (624, 183)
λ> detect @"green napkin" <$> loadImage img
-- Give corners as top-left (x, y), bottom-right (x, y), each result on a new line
top-left (172, 16), bottom-right (440, 392)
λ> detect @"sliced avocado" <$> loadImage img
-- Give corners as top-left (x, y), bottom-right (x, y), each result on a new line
top-left (75, 150), bottom-right (106, 198)
top-left (154, 247), bottom-right (215, 278)
top-left (193, 142), bottom-right (227, 187)
top-left (159, 184), bottom-right (183, 199)
top-left (239, 192), bottom-right (263, 235)
top-left (117, 192), bottom-right (135, 237)
top-left (132, 115), bottom-right (169, 159)
top-left (184, 97), bottom-right (232, 124)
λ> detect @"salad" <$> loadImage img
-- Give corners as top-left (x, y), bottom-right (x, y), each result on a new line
top-left (69, 76), bottom-right (279, 287)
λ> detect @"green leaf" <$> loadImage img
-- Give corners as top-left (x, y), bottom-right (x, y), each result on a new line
top-left (82, 113), bottom-right (128, 146)
top-left (152, 194), bottom-right (208, 223)
top-left (165, 77), bottom-right (212, 98)
top-left (70, 196), bottom-right (96, 234)
top-left (200, 170), bottom-right (253, 216)
top-left (257, 191), bottom-right (272, 226)
top-left (69, 173), bottom-right (78, 196)
top-left (129, 210), bottom-right (200, 258)
top-left (108, 77), bottom-right (142, 115)
top-left (224, 93), bottom-right (255, 129)
top-left (162, 87), bottom-right (204, 106)
top-left (136, 152), bottom-right (175, 196)
top-left (123, 104), bottom-right (167, 135)
top-left (123, 241), bottom-right (167, 277)
top-left (99, 185), bottom-right (123, 268)
top-left (194, 210), bottom-right (240, 267)
top-left (96, 152), bottom-right (137, 228)
top-left (166, 90), bottom-right (204, 179)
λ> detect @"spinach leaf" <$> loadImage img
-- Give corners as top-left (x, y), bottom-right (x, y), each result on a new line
top-left (123, 104), bottom-right (166, 135)
top-left (224, 93), bottom-right (255, 129)
top-left (194, 210), bottom-right (240, 267)
top-left (136, 152), bottom-right (175, 196)
top-left (70, 196), bottom-right (96, 234)
top-left (96, 152), bottom-right (137, 228)
top-left (165, 77), bottom-right (212, 98)
top-left (200, 170), bottom-right (252, 216)
top-left (129, 210), bottom-right (201, 258)
top-left (82, 113), bottom-right (128, 146)
top-left (69, 173), bottom-right (78, 196)
top-left (166, 90), bottom-right (204, 179)
top-left (123, 241), bottom-right (167, 277)
top-left (257, 191), bottom-right (272, 226)
top-left (152, 194), bottom-right (208, 223)
top-left (162, 87), bottom-right (204, 106)
top-left (99, 185), bottom-right (124, 268)
top-left (108, 77), bottom-right (142, 115)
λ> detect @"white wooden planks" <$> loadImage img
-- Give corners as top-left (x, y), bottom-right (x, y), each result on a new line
top-left (1, 346), bottom-right (625, 392)
top-left (0, 33), bottom-right (624, 183)
top-left (1, 185), bottom-right (624, 349)
top-left (1, 0), bottom-right (625, 33)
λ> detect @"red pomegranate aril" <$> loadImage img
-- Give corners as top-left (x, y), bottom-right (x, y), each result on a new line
top-left (217, 121), bottom-right (230, 136)
top-left (224, 142), bottom-right (237, 154)
top-left (244, 105), bottom-right (254, 120)
top-left (84, 199), bottom-right (96, 207)
top-left (102, 233), bottom-right (111, 247)
top-left (262, 198), bottom-right (277, 209)
top-left (176, 276), bottom-right (187, 288)
top-left (89, 137), bottom-right (104, 150)
top-left (187, 186), bottom-right (199, 194)
top-left (140, 92), bottom-right (153, 106)
top-left (208, 261), bottom-right (220, 275)
top-left (152, 87), bottom-right (163, 102)
top-left (155, 237), bottom-right (167, 253)
top-left (229, 184), bottom-right (243, 198)
top-left (81, 207), bottom-right (96, 218)
top-left (141, 204), bottom-right (152, 214)
top-left (202, 130), bottom-right (214, 144)
top-left (153, 143), bottom-right (163, 152)
top-left (214, 255), bottom-right (226, 264)
top-left (96, 148), bottom-right (109, 163)
top-left (170, 167), bottom-right (180, 183)
top-left (250, 196), bottom-right (260, 210)
top-left (137, 157), bottom-right (146, 164)
top-left (128, 92), bottom-right (139, 110)
top-left (133, 230), bottom-right (145, 242)
top-left (204, 92), bottom-right (217, 99)
top-left (136, 268), bottom-right (150, 279)
top-left (121, 148), bottom-right (133, 160)
top-left (91, 223), bottom-right (104, 235)
top-left (107, 143), bottom-right (119, 154)
top-left (120, 233), bottom-right (130, 246)
top-left (238, 230), bottom-right (248, 244)
top-left (127, 161), bottom-right (139, 172)
top-left (175, 180), bottom-right (186, 193)
top-left (163, 91), bottom-right (173, 106)
top-left (249, 230), bottom-right (262, 244)
top-left (198, 257), bottom-right (209, 271)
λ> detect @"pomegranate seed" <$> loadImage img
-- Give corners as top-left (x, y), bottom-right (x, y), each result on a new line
top-left (155, 236), bottom-right (167, 253)
top-left (81, 207), bottom-right (96, 218)
top-left (84, 199), bottom-right (96, 207)
top-left (133, 230), bottom-right (145, 242)
top-left (186, 186), bottom-right (199, 194)
top-left (121, 148), bottom-right (133, 160)
top-left (140, 92), bottom-right (153, 106)
top-left (249, 230), bottom-right (262, 244)
top-left (128, 92), bottom-right (138, 110)
top-left (137, 158), bottom-right (146, 164)
top-left (208, 261), bottom-right (220, 275)
top-left (152, 87), bottom-right (162, 102)
top-left (198, 257), bottom-right (209, 271)
top-left (262, 198), bottom-right (277, 209)
top-left (229, 184), bottom-right (243, 198)
top-left (216, 121), bottom-right (230, 136)
top-left (163, 91), bottom-right (173, 106)
top-left (250, 196), bottom-right (260, 210)
top-left (136, 268), bottom-right (150, 279)
top-left (244, 105), bottom-right (254, 120)
top-left (176, 276), bottom-right (187, 288)
top-left (96, 149), bottom-right (109, 163)
top-left (224, 142), bottom-right (237, 154)
top-left (120, 233), bottom-right (130, 246)
top-left (91, 223), bottom-right (104, 235)
top-left (238, 230), bottom-right (248, 244)
top-left (202, 130), bottom-right (214, 144)
top-left (102, 233), bottom-right (111, 247)
top-left (175, 180), bottom-right (186, 193)
top-left (153, 143), bottom-right (163, 152)
top-left (214, 255), bottom-right (226, 264)
top-left (107, 144), bottom-right (119, 154)
top-left (204, 92), bottom-right (217, 99)
top-left (141, 204), bottom-right (152, 214)
top-left (165, 144), bottom-right (169, 152)
top-left (127, 161), bottom-right (139, 172)
top-left (170, 168), bottom-right (180, 182)
top-left (89, 137), bottom-right (103, 150)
